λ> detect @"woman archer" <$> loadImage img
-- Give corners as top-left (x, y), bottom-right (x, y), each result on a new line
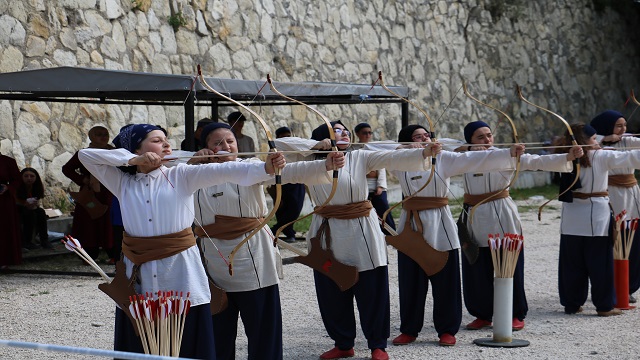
top-left (189, 122), bottom-right (345, 360)
top-left (79, 123), bottom-right (286, 359)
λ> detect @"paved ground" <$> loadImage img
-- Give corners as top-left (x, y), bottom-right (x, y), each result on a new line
top-left (1, 201), bottom-right (638, 359)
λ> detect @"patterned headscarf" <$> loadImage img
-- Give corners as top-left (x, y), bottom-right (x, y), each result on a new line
top-left (112, 124), bottom-right (161, 153)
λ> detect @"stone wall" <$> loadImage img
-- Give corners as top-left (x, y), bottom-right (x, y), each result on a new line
top-left (0, 0), bottom-right (639, 202)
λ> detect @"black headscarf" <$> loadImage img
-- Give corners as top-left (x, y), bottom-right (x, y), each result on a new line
top-left (398, 124), bottom-right (428, 143)
top-left (311, 120), bottom-right (347, 141)
top-left (590, 110), bottom-right (624, 137)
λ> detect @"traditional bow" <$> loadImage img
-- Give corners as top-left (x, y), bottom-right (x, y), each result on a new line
top-left (377, 71), bottom-right (437, 223)
top-left (629, 89), bottom-right (640, 109)
top-left (516, 85), bottom-right (579, 220)
top-left (267, 74), bottom-right (340, 241)
top-left (197, 65), bottom-right (282, 275)
top-left (463, 81), bottom-right (521, 223)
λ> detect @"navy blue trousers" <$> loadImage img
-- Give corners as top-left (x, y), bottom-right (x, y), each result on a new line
top-left (629, 230), bottom-right (640, 294)
top-left (271, 183), bottom-right (305, 238)
top-left (114, 304), bottom-right (216, 359)
top-left (212, 284), bottom-right (282, 360)
top-left (369, 191), bottom-right (396, 234)
top-left (559, 234), bottom-right (616, 313)
top-left (314, 266), bottom-right (390, 350)
top-left (462, 247), bottom-right (528, 321)
top-left (397, 249), bottom-right (462, 337)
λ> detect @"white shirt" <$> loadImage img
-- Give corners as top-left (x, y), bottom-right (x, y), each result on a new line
top-left (79, 148), bottom-right (273, 306)
top-left (561, 149), bottom-right (640, 237)
top-left (463, 153), bottom-right (573, 247)
top-left (604, 137), bottom-right (640, 218)
top-left (195, 158), bottom-right (332, 292)
top-left (392, 149), bottom-right (515, 251)
top-left (306, 148), bottom-right (429, 271)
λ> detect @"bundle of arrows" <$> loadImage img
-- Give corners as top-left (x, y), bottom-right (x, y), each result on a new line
top-left (488, 233), bottom-right (524, 278)
top-left (61, 235), bottom-right (111, 282)
top-left (128, 291), bottom-right (191, 357)
top-left (614, 210), bottom-right (639, 260)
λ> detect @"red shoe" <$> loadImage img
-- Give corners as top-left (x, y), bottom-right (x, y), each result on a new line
top-left (465, 318), bottom-right (492, 330)
top-left (319, 347), bottom-right (354, 359)
top-left (392, 333), bottom-right (416, 345)
top-left (512, 318), bottom-right (525, 331)
top-left (438, 333), bottom-right (456, 346)
top-left (371, 349), bottom-right (389, 360)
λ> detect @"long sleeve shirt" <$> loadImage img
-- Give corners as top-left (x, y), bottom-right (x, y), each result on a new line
top-left (464, 152), bottom-right (573, 247)
top-left (306, 148), bottom-right (429, 271)
top-left (194, 158), bottom-right (332, 292)
top-left (392, 149), bottom-right (516, 251)
top-left (78, 148), bottom-right (273, 306)
top-left (561, 149), bottom-right (640, 237)
top-left (604, 137), bottom-right (640, 218)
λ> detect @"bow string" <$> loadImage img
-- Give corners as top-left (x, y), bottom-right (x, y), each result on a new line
top-left (516, 85), bottom-right (579, 221)
top-left (197, 65), bottom-right (282, 275)
top-left (267, 74), bottom-right (340, 241)
top-left (463, 81), bottom-right (521, 223)
top-left (377, 71), bottom-right (437, 223)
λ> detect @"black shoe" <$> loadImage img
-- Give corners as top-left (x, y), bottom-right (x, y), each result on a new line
top-left (630, 294), bottom-right (637, 303)
top-left (282, 236), bottom-right (296, 243)
top-left (41, 241), bottom-right (53, 249)
top-left (23, 243), bottom-right (38, 250)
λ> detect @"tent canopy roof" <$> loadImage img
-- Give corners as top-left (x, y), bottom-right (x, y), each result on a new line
top-left (0, 66), bottom-right (410, 105)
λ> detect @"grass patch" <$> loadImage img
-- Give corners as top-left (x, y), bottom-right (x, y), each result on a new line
top-left (509, 183), bottom-right (558, 200)
top-left (270, 184), bottom-right (560, 235)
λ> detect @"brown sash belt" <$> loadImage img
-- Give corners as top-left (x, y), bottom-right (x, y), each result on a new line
top-left (122, 228), bottom-right (196, 266)
top-left (403, 196), bottom-right (448, 211)
top-left (573, 191), bottom-right (609, 199)
top-left (194, 215), bottom-right (265, 240)
top-left (608, 174), bottom-right (638, 188)
top-left (314, 200), bottom-right (373, 219)
top-left (463, 189), bottom-right (510, 206)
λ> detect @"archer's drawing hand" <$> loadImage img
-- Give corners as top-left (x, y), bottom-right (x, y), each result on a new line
top-left (129, 152), bottom-right (164, 167)
top-left (188, 149), bottom-right (215, 164)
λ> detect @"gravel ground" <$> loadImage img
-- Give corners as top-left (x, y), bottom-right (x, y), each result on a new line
top-left (1, 201), bottom-right (638, 359)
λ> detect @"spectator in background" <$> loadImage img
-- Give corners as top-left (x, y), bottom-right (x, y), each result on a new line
top-left (228, 111), bottom-right (256, 156)
top-left (0, 152), bottom-right (22, 268)
top-left (355, 122), bottom-right (396, 234)
top-left (269, 126), bottom-right (307, 243)
top-left (16, 168), bottom-right (52, 250)
top-left (181, 118), bottom-right (213, 151)
top-left (108, 197), bottom-right (124, 265)
top-left (62, 125), bottom-right (114, 261)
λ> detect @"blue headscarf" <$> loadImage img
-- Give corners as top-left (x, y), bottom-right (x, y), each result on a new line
top-left (463, 121), bottom-right (490, 144)
top-left (590, 110), bottom-right (624, 136)
top-left (200, 122), bottom-right (233, 146)
top-left (112, 124), bottom-right (161, 153)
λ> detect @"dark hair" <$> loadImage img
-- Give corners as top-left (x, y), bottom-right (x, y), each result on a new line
top-left (17, 168), bottom-right (45, 200)
top-left (354, 123), bottom-right (371, 134)
top-left (554, 123), bottom-right (593, 168)
top-left (227, 111), bottom-right (246, 123)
